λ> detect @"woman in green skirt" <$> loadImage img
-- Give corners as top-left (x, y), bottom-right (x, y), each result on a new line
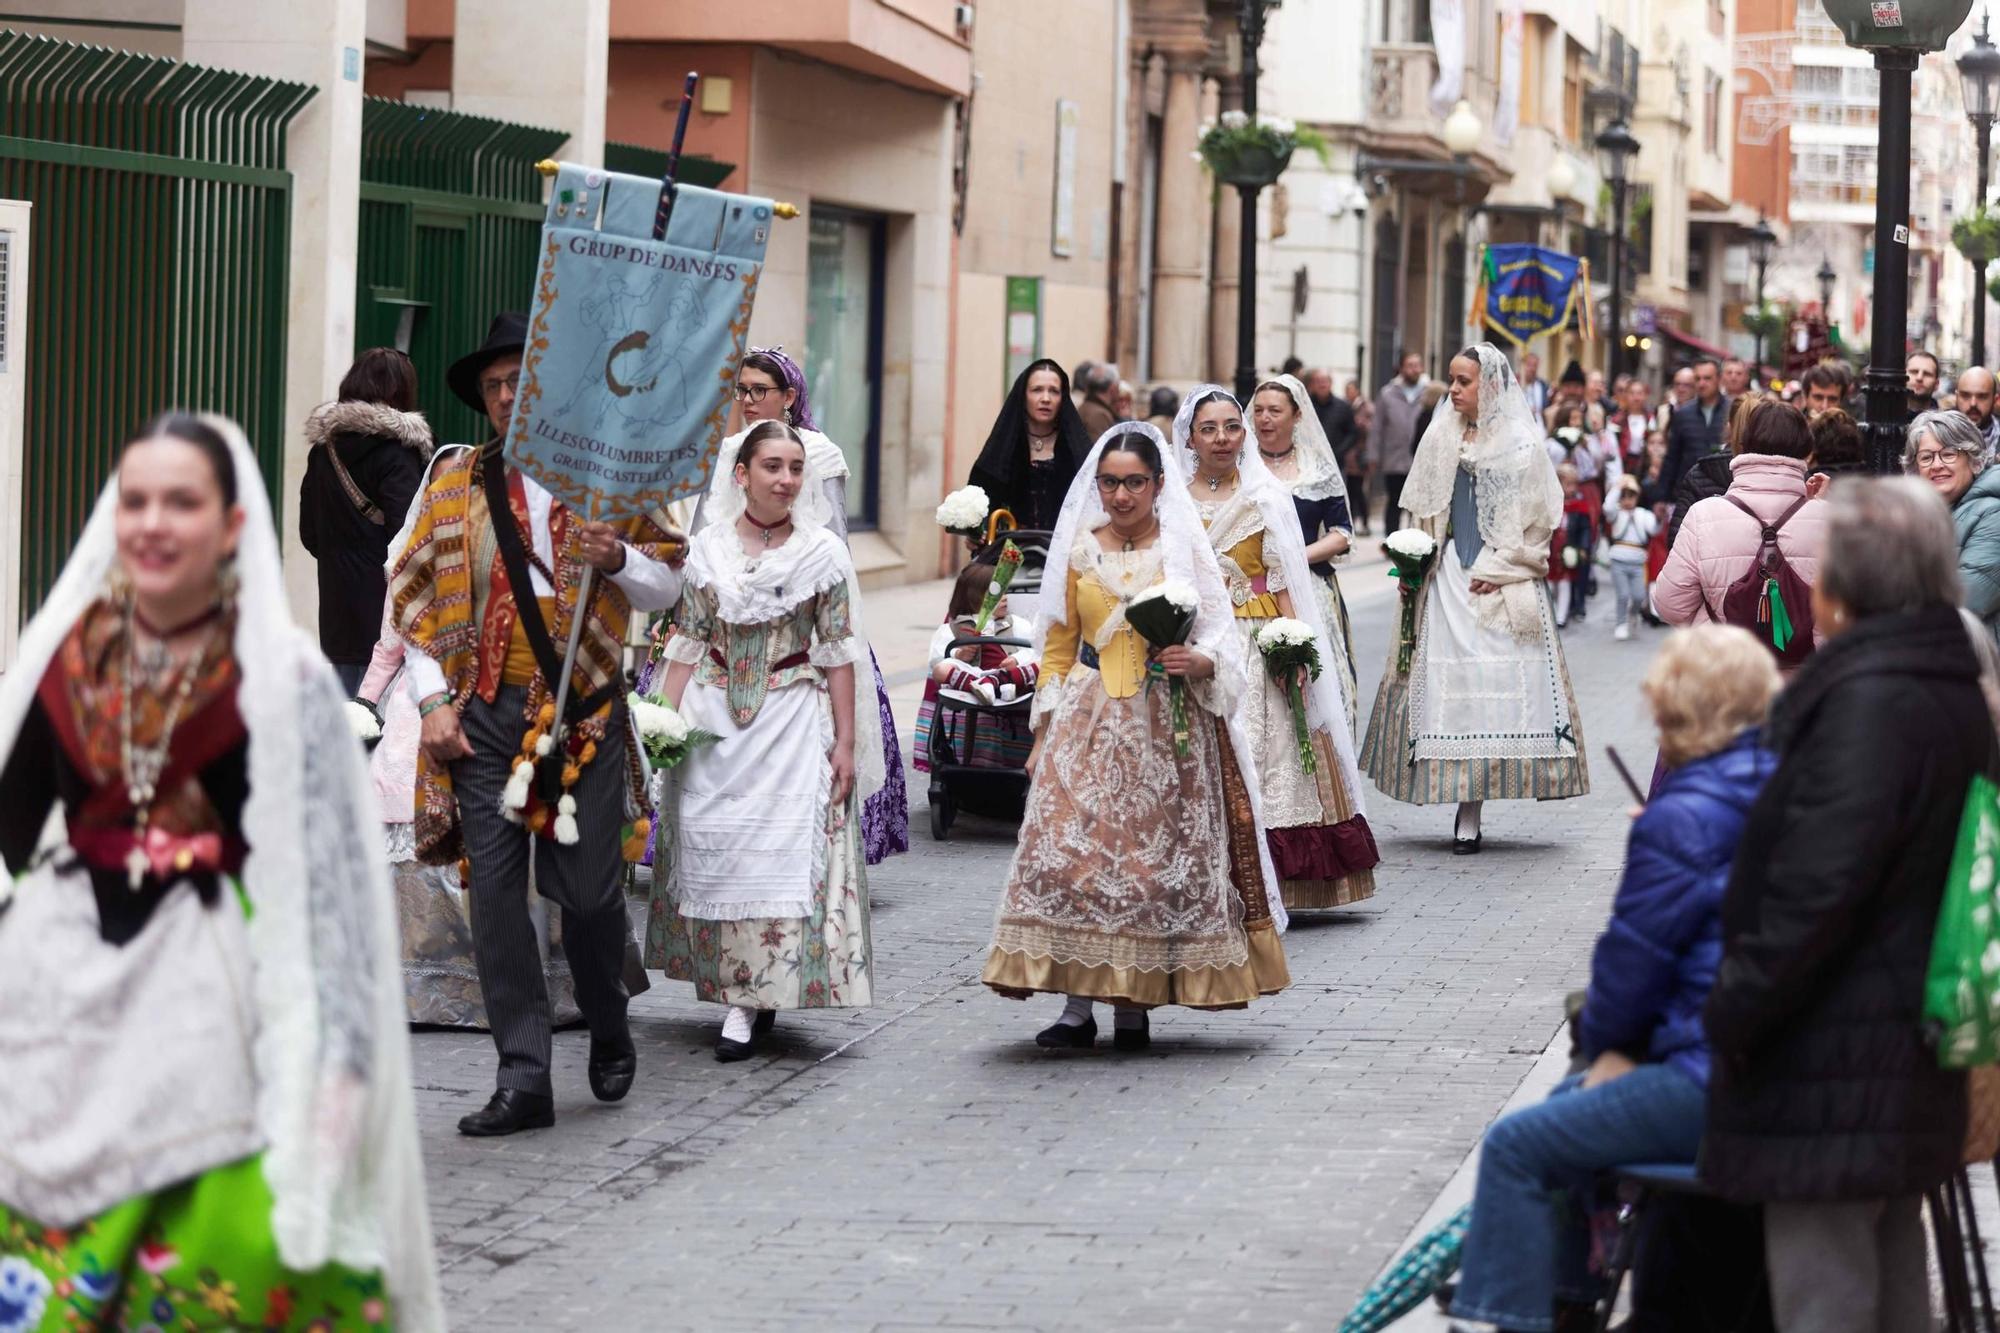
top-left (0, 414), bottom-right (440, 1330)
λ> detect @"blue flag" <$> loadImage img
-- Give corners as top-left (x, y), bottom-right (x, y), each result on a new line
top-left (1480, 244), bottom-right (1589, 347)
top-left (506, 162), bottom-right (775, 522)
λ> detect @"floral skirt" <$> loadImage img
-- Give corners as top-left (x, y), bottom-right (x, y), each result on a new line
top-left (1230, 616), bottom-right (1378, 911)
top-left (0, 1155), bottom-right (389, 1332)
top-left (644, 798), bottom-right (874, 1011)
top-left (912, 681), bottom-right (1035, 773)
top-left (385, 824), bottom-right (580, 1029)
top-left (982, 668), bottom-right (1288, 1010)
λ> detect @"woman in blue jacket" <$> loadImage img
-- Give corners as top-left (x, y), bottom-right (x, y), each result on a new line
top-left (1447, 625), bottom-right (1781, 1333)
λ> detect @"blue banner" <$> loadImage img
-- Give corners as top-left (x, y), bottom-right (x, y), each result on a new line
top-left (507, 162), bottom-right (775, 522)
top-left (1480, 243), bottom-right (1588, 347)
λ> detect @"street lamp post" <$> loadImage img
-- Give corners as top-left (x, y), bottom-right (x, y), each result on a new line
top-left (1818, 255), bottom-right (1838, 321)
top-left (1748, 214), bottom-right (1777, 377)
top-left (1594, 118), bottom-right (1640, 380)
top-left (1819, 0), bottom-right (1974, 471)
top-left (1231, 0), bottom-right (1275, 405)
top-left (1959, 10), bottom-right (2000, 364)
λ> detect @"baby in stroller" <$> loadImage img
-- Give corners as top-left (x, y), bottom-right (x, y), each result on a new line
top-left (913, 560), bottom-right (1040, 775)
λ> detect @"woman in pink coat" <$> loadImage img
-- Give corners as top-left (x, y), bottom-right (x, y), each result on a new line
top-left (1654, 399), bottom-right (1828, 663)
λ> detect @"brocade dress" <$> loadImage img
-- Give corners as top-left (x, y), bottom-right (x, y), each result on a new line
top-left (1197, 495), bottom-right (1379, 910)
top-left (0, 603), bottom-right (395, 1331)
top-left (981, 541), bottom-right (1289, 1008)
top-left (1291, 489), bottom-right (1360, 736)
top-left (645, 525), bottom-right (874, 1011)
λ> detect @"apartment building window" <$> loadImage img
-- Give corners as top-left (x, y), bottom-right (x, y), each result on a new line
top-left (1521, 17), bottom-right (1545, 126)
top-left (1563, 42), bottom-right (1584, 141)
top-left (1705, 72), bottom-right (1723, 154)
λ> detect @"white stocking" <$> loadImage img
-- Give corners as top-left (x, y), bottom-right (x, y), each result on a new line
top-left (721, 1005), bottom-right (756, 1043)
top-left (1057, 994), bottom-right (1095, 1027)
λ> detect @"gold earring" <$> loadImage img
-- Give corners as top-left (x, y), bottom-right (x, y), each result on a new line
top-left (217, 558), bottom-right (240, 613)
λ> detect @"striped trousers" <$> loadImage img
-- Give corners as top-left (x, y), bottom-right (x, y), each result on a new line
top-left (451, 686), bottom-right (633, 1097)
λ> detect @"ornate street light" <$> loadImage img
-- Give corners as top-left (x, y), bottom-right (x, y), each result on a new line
top-left (1231, 0), bottom-right (1281, 405)
top-left (1594, 117), bottom-right (1640, 378)
top-left (1959, 9), bottom-right (2000, 362)
top-left (1821, 0), bottom-right (1976, 469)
top-left (1748, 214), bottom-right (1778, 372)
top-left (1818, 255), bottom-right (1838, 318)
top-left (1442, 100), bottom-right (1483, 157)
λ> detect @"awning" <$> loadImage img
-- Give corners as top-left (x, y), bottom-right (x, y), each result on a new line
top-left (1659, 324), bottom-right (1731, 359)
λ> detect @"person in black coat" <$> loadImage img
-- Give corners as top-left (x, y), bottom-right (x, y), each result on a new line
top-left (298, 348), bottom-right (433, 694)
top-left (1702, 477), bottom-right (1994, 1333)
top-left (1662, 357), bottom-right (1730, 494)
top-left (965, 358), bottom-right (1094, 532)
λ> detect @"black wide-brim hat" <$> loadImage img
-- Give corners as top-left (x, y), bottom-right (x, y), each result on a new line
top-left (447, 311), bottom-right (529, 415)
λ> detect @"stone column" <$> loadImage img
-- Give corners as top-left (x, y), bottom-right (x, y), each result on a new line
top-left (184, 0), bottom-right (368, 626)
top-left (1150, 54), bottom-right (1210, 386)
top-left (453, 0), bottom-right (609, 165)
top-left (1207, 72), bottom-right (1242, 386)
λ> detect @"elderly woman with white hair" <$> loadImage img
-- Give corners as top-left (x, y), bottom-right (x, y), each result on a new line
top-left (1908, 407), bottom-right (2000, 639)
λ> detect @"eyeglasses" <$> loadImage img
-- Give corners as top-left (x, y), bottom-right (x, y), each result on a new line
top-left (479, 373), bottom-right (520, 399)
top-left (735, 383), bottom-right (778, 403)
top-left (1915, 450), bottom-right (1965, 468)
top-left (1095, 474), bottom-right (1157, 494)
top-left (1192, 420), bottom-right (1246, 442)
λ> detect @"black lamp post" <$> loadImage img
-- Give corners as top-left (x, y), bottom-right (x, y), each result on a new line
top-left (1818, 255), bottom-right (1838, 321)
top-left (1594, 117), bottom-right (1640, 379)
top-left (1820, 0), bottom-right (1974, 470)
top-left (1748, 214), bottom-right (1778, 375)
top-left (1231, 0), bottom-right (1277, 405)
top-left (1959, 9), bottom-right (2000, 364)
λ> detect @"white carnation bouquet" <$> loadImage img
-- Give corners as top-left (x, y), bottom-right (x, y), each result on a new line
top-left (1126, 580), bottom-right (1201, 756)
top-left (628, 693), bottom-right (721, 773)
top-left (935, 485), bottom-right (991, 540)
top-left (344, 698), bottom-right (383, 750)
top-left (1383, 528), bottom-right (1438, 676)
top-left (1254, 617), bottom-right (1323, 775)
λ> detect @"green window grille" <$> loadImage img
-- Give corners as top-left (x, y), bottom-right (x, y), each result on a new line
top-left (0, 28), bottom-right (312, 614)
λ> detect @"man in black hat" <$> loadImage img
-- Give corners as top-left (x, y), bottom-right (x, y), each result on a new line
top-left (1544, 359), bottom-right (1588, 433)
top-left (391, 312), bottom-right (684, 1136)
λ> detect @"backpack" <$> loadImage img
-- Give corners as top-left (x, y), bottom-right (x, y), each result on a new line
top-left (1703, 494), bottom-right (1815, 668)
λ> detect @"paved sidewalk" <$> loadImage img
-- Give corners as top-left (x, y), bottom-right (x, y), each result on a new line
top-left (414, 556), bottom-right (1662, 1331)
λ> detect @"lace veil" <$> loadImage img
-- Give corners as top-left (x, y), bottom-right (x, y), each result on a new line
top-left (693, 424), bottom-right (850, 540)
top-left (1252, 373), bottom-right (1346, 501)
top-left (1035, 420), bottom-right (1287, 934)
top-left (1398, 341), bottom-right (1561, 552)
top-left (1170, 385), bottom-right (1366, 828)
top-left (0, 417), bottom-right (442, 1327)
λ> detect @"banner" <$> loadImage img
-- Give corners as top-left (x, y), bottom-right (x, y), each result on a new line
top-left (506, 162), bottom-right (776, 522)
top-left (1429, 0), bottom-right (1466, 117)
top-left (1493, 0), bottom-right (1523, 146)
top-left (1476, 243), bottom-right (1593, 347)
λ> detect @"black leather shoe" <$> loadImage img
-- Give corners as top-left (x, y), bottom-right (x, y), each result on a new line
top-left (1453, 833), bottom-right (1483, 855)
top-left (1112, 1012), bottom-right (1151, 1052)
top-left (457, 1088), bottom-right (554, 1137)
top-left (588, 1041), bottom-right (637, 1103)
top-left (753, 1009), bottom-right (777, 1036)
top-left (1034, 1017), bottom-right (1097, 1049)
top-left (715, 1032), bottom-right (756, 1063)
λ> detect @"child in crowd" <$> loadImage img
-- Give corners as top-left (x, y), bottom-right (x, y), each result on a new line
top-left (912, 561), bottom-right (1039, 773)
top-left (1604, 474), bottom-right (1659, 641)
top-left (1549, 462), bottom-right (1595, 627)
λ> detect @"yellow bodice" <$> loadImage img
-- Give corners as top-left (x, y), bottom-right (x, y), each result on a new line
top-left (1039, 547), bottom-right (1162, 700)
top-left (1218, 532), bottom-right (1281, 619)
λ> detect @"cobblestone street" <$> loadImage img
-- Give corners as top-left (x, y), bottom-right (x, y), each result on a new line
top-left (415, 555), bottom-right (1658, 1331)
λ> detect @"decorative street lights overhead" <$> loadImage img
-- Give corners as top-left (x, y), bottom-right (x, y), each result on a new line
top-left (1593, 117), bottom-right (1640, 378)
top-left (1958, 9), bottom-right (2000, 364)
top-left (1820, 0), bottom-right (1975, 470)
top-left (1748, 213), bottom-right (1778, 373)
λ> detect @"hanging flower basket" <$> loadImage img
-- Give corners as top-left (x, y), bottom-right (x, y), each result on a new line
top-left (1739, 301), bottom-right (1787, 342)
top-left (1197, 111), bottom-right (1329, 190)
top-left (1958, 208), bottom-right (2000, 266)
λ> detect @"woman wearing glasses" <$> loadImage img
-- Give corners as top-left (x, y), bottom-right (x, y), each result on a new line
top-left (1360, 344), bottom-right (1589, 853)
top-left (982, 423), bottom-right (1290, 1052)
top-left (685, 347), bottom-right (909, 866)
top-left (1177, 386), bottom-right (1378, 912)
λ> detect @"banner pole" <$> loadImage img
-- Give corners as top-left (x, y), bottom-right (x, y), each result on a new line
top-left (652, 72), bottom-right (699, 242)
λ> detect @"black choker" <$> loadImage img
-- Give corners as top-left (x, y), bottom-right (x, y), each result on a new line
top-left (133, 602), bottom-right (226, 639)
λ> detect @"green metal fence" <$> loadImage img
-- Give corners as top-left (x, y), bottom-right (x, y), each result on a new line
top-left (355, 98), bottom-right (564, 446)
top-left (0, 29), bottom-right (312, 612)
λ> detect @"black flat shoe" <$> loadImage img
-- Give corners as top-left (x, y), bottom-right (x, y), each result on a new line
top-left (1112, 1012), bottom-right (1151, 1052)
top-left (753, 1009), bottom-right (777, 1036)
top-left (588, 1040), bottom-right (637, 1102)
top-left (714, 1036), bottom-right (754, 1063)
top-left (1453, 833), bottom-right (1483, 855)
top-left (1034, 1017), bottom-right (1097, 1049)
top-left (457, 1088), bottom-right (555, 1137)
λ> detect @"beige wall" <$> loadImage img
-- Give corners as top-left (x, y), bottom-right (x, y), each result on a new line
top-left (745, 48), bottom-right (954, 585)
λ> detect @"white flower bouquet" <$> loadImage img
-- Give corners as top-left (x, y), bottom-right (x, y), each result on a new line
top-left (935, 485), bottom-right (991, 540)
top-left (1126, 580), bottom-right (1201, 757)
top-left (1383, 528), bottom-right (1438, 676)
top-left (1254, 617), bottom-right (1323, 775)
top-left (1556, 426), bottom-right (1583, 446)
top-left (344, 698), bottom-right (383, 751)
top-left (629, 693), bottom-right (720, 772)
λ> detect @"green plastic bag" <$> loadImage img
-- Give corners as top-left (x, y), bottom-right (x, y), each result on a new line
top-left (1924, 773), bottom-right (2000, 1069)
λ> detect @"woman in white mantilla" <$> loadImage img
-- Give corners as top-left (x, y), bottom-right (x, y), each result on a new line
top-left (1248, 372), bottom-right (1361, 734)
top-left (646, 420), bottom-right (882, 1061)
top-left (1361, 343), bottom-right (1589, 851)
top-left (983, 422), bottom-right (1289, 1052)
top-left (1176, 386), bottom-right (1380, 910)
top-left (0, 414), bottom-right (440, 1330)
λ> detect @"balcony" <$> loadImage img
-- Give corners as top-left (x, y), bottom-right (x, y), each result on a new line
top-left (1364, 43), bottom-right (1510, 185)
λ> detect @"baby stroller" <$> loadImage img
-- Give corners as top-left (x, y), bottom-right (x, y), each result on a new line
top-left (922, 511), bottom-right (1049, 840)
